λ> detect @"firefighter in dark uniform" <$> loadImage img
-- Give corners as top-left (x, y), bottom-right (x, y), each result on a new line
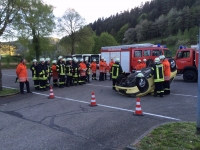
top-left (111, 58), bottom-right (123, 91)
top-left (30, 59), bottom-right (39, 90)
top-left (37, 58), bottom-right (48, 91)
top-left (150, 57), bottom-right (164, 97)
top-left (66, 58), bottom-right (73, 87)
top-left (45, 57), bottom-right (51, 89)
top-left (57, 56), bottom-right (65, 88)
top-left (72, 59), bottom-right (80, 86)
top-left (85, 58), bottom-right (91, 83)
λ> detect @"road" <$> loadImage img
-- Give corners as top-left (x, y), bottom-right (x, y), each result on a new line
top-left (0, 69), bottom-right (197, 150)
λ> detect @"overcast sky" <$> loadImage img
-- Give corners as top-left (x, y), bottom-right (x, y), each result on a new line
top-left (44, 0), bottom-right (151, 24)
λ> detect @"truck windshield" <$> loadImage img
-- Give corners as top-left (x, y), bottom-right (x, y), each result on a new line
top-left (164, 50), bottom-right (172, 58)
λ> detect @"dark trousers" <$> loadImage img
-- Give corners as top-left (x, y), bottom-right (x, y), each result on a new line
top-left (59, 75), bottom-right (65, 87)
top-left (73, 77), bottom-right (79, 85)
top-left (66, 76), bottom-right (73, 86)
top-left (104, 73), bottom-right (107, 80)
top-left (53, 79), bottom-right (58, 87)
top-left (99, 72), bottom-right (104, 81)
top-left (39, 80), bottom-right (47, 90)
top-left (163, 81), bottom-right (170, 95)
top-left (86, 74), bottom-right (90, 82)
top-left (110, 73), bottom-right (112, 80)
top-left (46, 76), bottom-right (51, 88)
top-left (80, 76), bottom-right (86, 84)
top-left (154, 82), bottom-right (164, 97)
top-left (33, 80), bottom-right (39, 90)
top-left (112, 79), bottom-right (116, 90)
top-left (92, 73), bottom-right (96, 80)
top-left (20, 81), bottom-right (31, 93)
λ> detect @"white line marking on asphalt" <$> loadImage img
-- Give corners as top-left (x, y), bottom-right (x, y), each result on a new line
top-left (3, 86), bottom-right (181, 121)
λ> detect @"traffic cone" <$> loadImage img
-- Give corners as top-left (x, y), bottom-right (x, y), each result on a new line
top-left (48, 86), bottom-right (55, 99)
top-left (134, 97), bottom-right (144, 116)
top-left (89, 92), bottom-right (97, 106)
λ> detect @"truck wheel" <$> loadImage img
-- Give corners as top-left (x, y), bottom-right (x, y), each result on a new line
top-left (168, 58), bottom-right (176, 72)
top-left (183, 70), bottom-right (197, 82)
top-left (146, 59), bottom-right (154, 67)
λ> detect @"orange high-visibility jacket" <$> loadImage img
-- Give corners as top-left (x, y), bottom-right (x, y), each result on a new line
top-left (109, 61), bottom-right (114, 72)
top-left (141, 62), bottom-right (146, 69)
top-left (79, 62), bottom-right (86, 76)
top-left (162, 59), bottom-right (171, 81)
top-left (90, 62), bottom-right (97, 73)
top-left (51, 64), bottom-right (58, 79)
top-left (135, 63), bottom-right (143, 70)
top-left (102, 61), bottom-right (107, 73)
top-left (16, 63), bottom-right (28, 82)
top-left (99, 61), bottom-right (104, 72)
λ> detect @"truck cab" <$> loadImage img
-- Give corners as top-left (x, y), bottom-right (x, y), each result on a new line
top-left (175, 46), bottom-right (198, 82)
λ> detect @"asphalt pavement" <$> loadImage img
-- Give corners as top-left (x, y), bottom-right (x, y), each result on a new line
top-left (0, 69), bottom-right (197, 150)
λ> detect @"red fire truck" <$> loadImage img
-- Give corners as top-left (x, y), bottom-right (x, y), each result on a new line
top-left (175, 45), bottom-right (199, 82)
top-left (101, 43), bottom-right (176, 73)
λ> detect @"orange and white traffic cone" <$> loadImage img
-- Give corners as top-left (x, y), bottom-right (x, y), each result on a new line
top-left (89, 92), bottom-right (97, 106)
top-left (48, 86), bottom-right (55, 99)
top-left (134, 97), bottom-right (144, 116)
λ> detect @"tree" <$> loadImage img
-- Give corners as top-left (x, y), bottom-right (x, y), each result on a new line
top-left (124, 28), bottom-right (137, 44)
top-left (116, 24), bottom-right (129, 44)
top-left (0, 0), bottom-right (28, 91)
top-left (57, 8), bottom-right (86, 55)
top-left (13, 0), bottom-right (55, 60)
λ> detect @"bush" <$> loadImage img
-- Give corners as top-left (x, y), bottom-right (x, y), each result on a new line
top-left (5, 55), bottom-right (11, 65)
top-left (166, 36), bottom-right (177, 45)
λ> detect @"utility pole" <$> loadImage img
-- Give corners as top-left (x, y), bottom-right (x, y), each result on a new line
top-left (197, 24), bottom-right (200, 134)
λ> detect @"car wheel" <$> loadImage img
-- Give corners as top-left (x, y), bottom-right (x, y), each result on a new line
top-left (116, 74), bottom-right (126, 85)
top-left (183, 70), bottom-right (197, 82)
top-left (146, 59), bottom-right (154, 67)
top-left (168, 58), bottom-right (176, 72)
top-left (135, 77), bottom-right (149, 92)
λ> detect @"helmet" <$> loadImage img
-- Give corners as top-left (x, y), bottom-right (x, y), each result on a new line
top-left (80, 58), bottom-right (83, 62)
top-left (138, 59), bottom-right (141, 62)
top-left (143, 59), bottom-right (147, 62)
top-left (159, 55), bottom-right (165, 60)
top-left (93, 59), bottom-right (96, 61)
top-left (58, 56), bottom-right (63, 60)
top-left (101, 57), bottom-right (104, 60)
top-left (74, 59), bottom-right (78, 63)
top-left (154, 57), bottom-right (160, 63)
top-left (52, 60), bottom-right (57, 64)
top-left (62, 58), bottom-right (66, 62)
top-left (33, 59), bottom-right (37, 62)
top-left (68, 58), bottom-right (72, 61)
top-left (66, 58), bottom-right (69, 61)
top-left (73, 57), bottom-right (76, 60)
top-left (45, 58), bottom-right (50, 61)
top-left (40, 58), bottom-right (45, 62)
top-left (115, 58), bottom-right (120, 62)
top-left (137, 73), bottom-right (144, 78)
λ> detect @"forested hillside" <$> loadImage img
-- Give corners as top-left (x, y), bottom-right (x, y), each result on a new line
top-left (89, 0), bottom-right (200, 44)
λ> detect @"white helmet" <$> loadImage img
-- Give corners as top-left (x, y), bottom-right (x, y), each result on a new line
top-left (73, 57), bottom-right (76, 60)
top-left (159, 55), bottom-right (165, 60)
top-left (74, 59), bottom-right (78, 63)
top-left (93, 59), bottom-right (96, 61)
top-left (115, 58), bottom-right (120, 62)
top-left (40, 58), bottom-right (45, 62)
top-left (52, 60), bottom-right (57, 64)
top-left (33, 59), bottom-right (37, 62)
top-left (136, 73), bottom-right (144, 78)
top-left (45, 58), bottom-right (50, 61)
top-left (80, 58), bottom-right (83, 62)
top-left (68, 58), bottom-right (72, 61)
top-left (62, 58), bottom-right (66, 62)
top-left (58, 56), bottom-right (63, 60)
top-left (143, 59), bottom-right (147, 62)
top-left (101, 57), bottom-right (104, 60)
top-left (154, 57), bottom-right (160, 63)
top-left (138, 59), bottom-right (141, 62)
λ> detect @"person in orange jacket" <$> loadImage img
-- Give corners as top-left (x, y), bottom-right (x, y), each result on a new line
top-left (141, 58), bottom-right (147, 69)
top-left (159, 55), bottom-right (171, 95)
top-left (109, 58), bottom-right (114, 80)
top-left (135, 59), bottom-right (143, 70)
top-left (103, 60), bottom-right (108, 80)
top-left (99, 57), bottom-right (104, 81)
top-left (79, 58), bottom-right (87, 84)
top-left (90, 59), bottom-right (97, 80)
top-left (16, 58), bottom-right (31, 94)
top-left (51, 60), bottom-right (58, 87)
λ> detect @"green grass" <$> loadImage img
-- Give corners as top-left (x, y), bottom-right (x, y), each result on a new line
top-left (0, 88), bottom-right (19, 96)
top-left (134, 122), bottom-right (200, 150)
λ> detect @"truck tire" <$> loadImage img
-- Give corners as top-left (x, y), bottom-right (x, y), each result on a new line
top-left (183, 70), bottom-right (197, 82)
top-left (146, 59), bottom-right (154, 67)
top-left (168, 58), bottom-right (176, 72)
top-left (135, 77), bottom-right (149, 92)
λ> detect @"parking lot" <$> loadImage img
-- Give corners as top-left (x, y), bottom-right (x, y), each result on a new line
top-left (0, 69), bottom-right (197, 150)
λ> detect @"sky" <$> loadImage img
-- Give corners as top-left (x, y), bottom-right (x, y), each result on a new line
top-left (44, 0), bottom-right (151, 24)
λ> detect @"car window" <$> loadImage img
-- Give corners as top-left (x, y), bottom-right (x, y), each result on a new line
top-left (134, 50), bottom-right (142, 57)
top-left (152, 49), bottom-right (162, 56)
top-left (177, 51), bottom-right (190, 58)
top-left (164, 50), bottom-right (172, 58)
top-left (144, 50), bottom-right (151, 56)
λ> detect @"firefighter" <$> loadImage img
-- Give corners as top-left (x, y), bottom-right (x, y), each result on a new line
top-left (72, 59), bottom-right (80, 86)
top-left (16, 58), bottom-right (31, 94)
top-left (30, 59), bottom-right (39, 90)
top-left (150, 57), bottom-right (164, 97)
top-left (85, 58), bottom-right (91, 83)
top-left (45, 57), bottom-right (51, 89)
top-left (109, 58), bottom-right (114, 80)
top-left (79, 58), bottom-right (86, 84)
top-left (135, 59), bottom-right (143, 70)
top-left (90, 59), bottom-right (97, 80)
top-left (51, 60), bottom-right (58, 87)
top-left (111, 58), bottom-right (123, 91)
top-left (66, 58), bottom-right (73, 87)
top-left (37, 58), bottom-right (48, 91)
top-left (57, 56), bottom-right (65, 88)
top-left (159, 55), bottom-right (171, 95)
top-left (104, 60), bottom-right (108, 80)
top-left (141, 58), bottom-right (147, 69)
top-left (99, 57), bottom-right (104, 81)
